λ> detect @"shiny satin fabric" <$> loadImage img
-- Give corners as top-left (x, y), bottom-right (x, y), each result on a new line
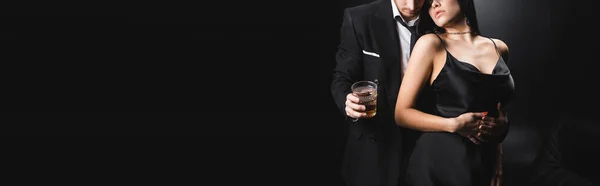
top-left (405, 35), bottom-right (515, 186)
top-left (432, 50), bottom-right (514, 118)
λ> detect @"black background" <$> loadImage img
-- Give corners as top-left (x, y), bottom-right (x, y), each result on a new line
top-left (2, 0), bottom-right (599, 185)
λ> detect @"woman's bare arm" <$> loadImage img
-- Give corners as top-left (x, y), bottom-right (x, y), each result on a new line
top-left (395, 34), bottom-right (459, 132)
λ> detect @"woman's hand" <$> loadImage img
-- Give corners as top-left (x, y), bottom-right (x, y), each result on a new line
top-left (449, 112), bottom-right (487, 144)
top-left (472, 103), bottom-right (509, 144)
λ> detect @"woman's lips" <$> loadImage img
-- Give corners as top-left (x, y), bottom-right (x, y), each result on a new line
top-left (435, 10), bottom-right (445, 19)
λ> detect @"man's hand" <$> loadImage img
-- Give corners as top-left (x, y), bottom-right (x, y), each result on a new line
top-left (471, 103), bottom-right (509, 144)
top-left (345, 93), bottom-right (368, 121)
top-left (465, 103), bottom-right (508, 145)
top-left (451, 112), bottom-right (487, 143)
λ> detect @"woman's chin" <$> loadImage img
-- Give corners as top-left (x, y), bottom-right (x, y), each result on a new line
top-left (435, 22), bottom-right (447, 28)
top-left (432, 19), bottom-right (447, 28)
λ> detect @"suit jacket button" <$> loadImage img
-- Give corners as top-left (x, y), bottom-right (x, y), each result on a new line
top-left (369, 134), bottom-right (377, 142)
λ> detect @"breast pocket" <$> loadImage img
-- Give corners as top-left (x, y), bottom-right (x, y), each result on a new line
top-left (362, 52), bottom-right (382, 84)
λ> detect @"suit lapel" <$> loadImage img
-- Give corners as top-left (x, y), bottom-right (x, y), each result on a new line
top-left (373, 0), bottom-right (402, 112)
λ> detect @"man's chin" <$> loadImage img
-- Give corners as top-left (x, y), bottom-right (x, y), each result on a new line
top-left (401, 10), bottom-right (421, 19)
top-left (400, 13), bottom-right (419, 20)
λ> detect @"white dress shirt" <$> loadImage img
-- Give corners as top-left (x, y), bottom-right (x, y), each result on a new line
top-left (391, 0), bottom-right (419, 73)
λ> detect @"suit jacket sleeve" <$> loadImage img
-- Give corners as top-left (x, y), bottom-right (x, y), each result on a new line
top-left (331, 8), bottom-right (364, 119)
top-left (529, 121), bottom-right (595, 186)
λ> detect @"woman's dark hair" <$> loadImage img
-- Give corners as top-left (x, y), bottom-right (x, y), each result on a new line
top-left (417, 0), bottom-right (480, 35)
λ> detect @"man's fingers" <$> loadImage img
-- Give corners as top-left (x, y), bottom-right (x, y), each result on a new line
top-left (345, 106), bottom-right (366, 118)
top-left (478, 125), bottom-right (492, 135)
top-left (345, 93), bottom-right (368, 119)
top-left (346, 99), bottom-right (365, 111)
top-left (346, 110), bottom-right (364, 118)
top-left (481, 120), bottom-right (497, 128)
top-left (497, 102), bottom-right (505, 118)
top-left (475, 131), bottom-right (488, 143)
top-left (469, 133), bottom-right (486, 145)
top-left (468, 136), bottom-right (481, 145)
top-left (482, 117), bottom-right (508, 130)
top-left (346, 93), bottom-right (360, 103)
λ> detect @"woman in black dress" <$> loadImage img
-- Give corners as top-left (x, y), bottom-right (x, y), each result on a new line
top-left (394, 0), bottom-right (514, 185)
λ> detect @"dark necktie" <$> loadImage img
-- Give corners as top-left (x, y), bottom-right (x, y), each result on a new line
top-left (394, 16), bottom-right (417, 53)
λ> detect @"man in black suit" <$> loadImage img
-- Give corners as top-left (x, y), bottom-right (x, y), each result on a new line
top-left (331, 0), bottom-right (428, 186)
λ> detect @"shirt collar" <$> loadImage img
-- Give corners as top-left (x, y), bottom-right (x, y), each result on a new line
top-left (391, 0), bottom-right (419, 27)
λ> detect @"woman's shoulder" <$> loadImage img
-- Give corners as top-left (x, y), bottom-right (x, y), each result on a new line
top-left (409, 33), bottom-right (445, 64)
top-left (485, 36), bottom-right (509, 55)
top-left (415, 33), bottom-right (445, 50)
top-left (480, 36), bottom-right (510, 63)
top-left (418, 33), bottom-right (443, 43)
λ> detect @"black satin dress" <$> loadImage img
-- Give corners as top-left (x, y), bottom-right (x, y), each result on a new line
top-left (405, 35), bottom-right (515, 186)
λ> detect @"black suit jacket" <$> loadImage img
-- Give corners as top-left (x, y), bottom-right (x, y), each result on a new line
top-left (331, 0), bottom-right (434, 186)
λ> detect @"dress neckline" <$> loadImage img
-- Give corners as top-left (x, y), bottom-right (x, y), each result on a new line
top-left (447, 52), bottom-right (502, 75)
